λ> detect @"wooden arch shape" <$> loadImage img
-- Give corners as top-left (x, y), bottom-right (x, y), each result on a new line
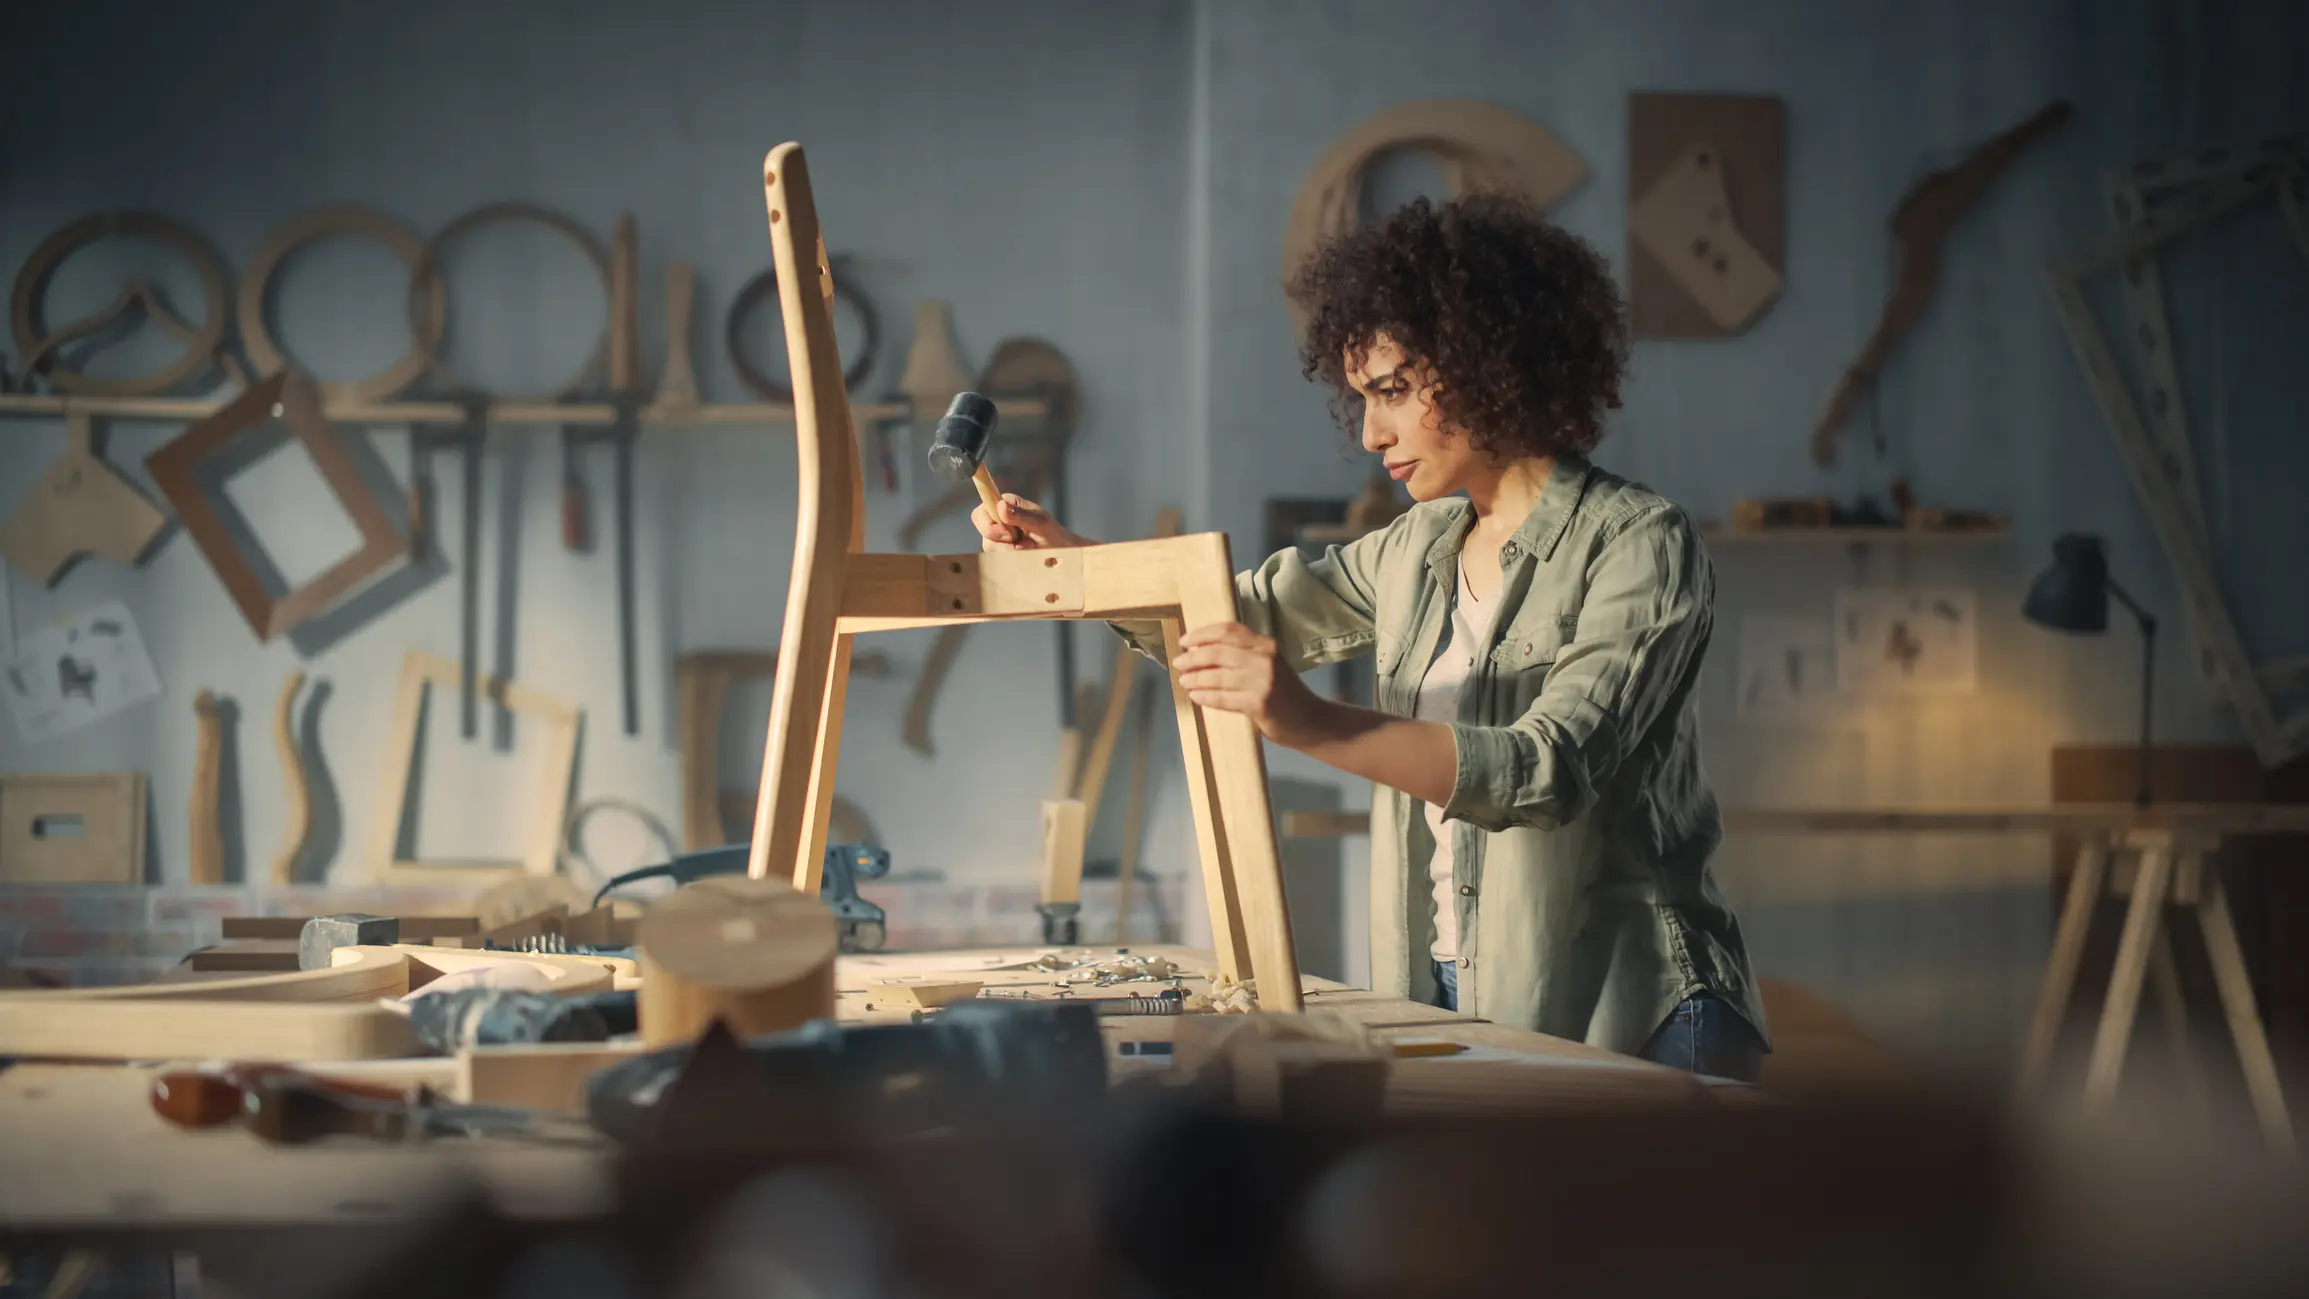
top-left (742, 142), bottom-right (1303, 1009)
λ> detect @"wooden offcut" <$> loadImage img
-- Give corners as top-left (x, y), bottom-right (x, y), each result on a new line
top-left (0, 773), bottom-right (147, 885)
top-left (0, 412), bottom-right (168, 585)
top-left (637, 875), bottom-right (838, 1048)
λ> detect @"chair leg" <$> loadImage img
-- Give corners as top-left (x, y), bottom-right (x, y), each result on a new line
top-left (791, 634), bottom-right (857, 896)
top-left (1174, 537), bottom-right (1302, 1011)
top-left (2018, 838), bottom-right (2108, 1096)
top-left (2084, 838), bottom-right (2172, 1110)
top-left (1162, 620), bottom-right (1251, 981)
top-left (2195, 867), bottom-right (2297, 1151)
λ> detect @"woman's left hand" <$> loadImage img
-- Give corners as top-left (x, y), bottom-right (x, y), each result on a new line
top-left (1172, 622), bottom-right (1328, 746)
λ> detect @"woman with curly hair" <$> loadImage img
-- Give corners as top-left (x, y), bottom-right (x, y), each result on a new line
top-left (973, 192), bottom-right (1768, 1080)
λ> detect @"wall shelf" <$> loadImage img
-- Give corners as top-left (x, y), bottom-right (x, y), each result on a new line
top-left (0, 392), bottom-right (1049, 430)
top-left (1700, 522), bottom-right (2011, 546)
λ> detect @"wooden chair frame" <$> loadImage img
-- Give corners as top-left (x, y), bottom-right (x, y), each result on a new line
top-left (741, 143), bottom-right (1302, 1009)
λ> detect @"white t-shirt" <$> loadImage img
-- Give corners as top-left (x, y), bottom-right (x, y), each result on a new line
top-left (1415, 557), bottom-right (1500, 961)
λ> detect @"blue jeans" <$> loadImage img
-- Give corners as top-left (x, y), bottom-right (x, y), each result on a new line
top-left (1429, 962), bottom-right (1765, 1083)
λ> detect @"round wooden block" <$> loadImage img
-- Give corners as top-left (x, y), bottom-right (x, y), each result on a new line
top-left (637, 875), bottom-right (837, 1048)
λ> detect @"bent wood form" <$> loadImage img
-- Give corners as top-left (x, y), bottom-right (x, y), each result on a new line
top-left (744, 141), bottom-right (1303, 1009)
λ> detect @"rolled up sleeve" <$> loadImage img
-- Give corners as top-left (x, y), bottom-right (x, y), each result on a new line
top-left (1441, 504), bottom-right (1713, 833)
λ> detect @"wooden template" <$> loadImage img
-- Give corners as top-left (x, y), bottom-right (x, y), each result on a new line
top-left (9, 211), bottom-right (231, 396)
top-left (1813, 100), bottom-right (2071, 464)
top-left (896, 299), bottom-right (974, 426)
top-left (655, 262), bottom-right (703, 409)
top-left (0, 411), bottom-right (168, 585)
top-left (1284, 100), bottom-right (1587, 335)
top-left (676, 647), bottom-right (887, 849)
top-left (270, 671), bottom-right (313, 884)
top-left (2044, 138), bottom-right (2309, 766)
top-left (744, 142), bottom-right (1305, 1010)
top-left (144, 369), bottom-right (411, 643)
top-left (1626, 93), bottom-right (1786, 339)
top-left (237, 207), bottom-right (446, 405)
top-left (0, 773), bottom-right (146, 885)
top-left (188, 690), bottom-right (226, 884)
top-left (370, 648), bottom-right (581, 888)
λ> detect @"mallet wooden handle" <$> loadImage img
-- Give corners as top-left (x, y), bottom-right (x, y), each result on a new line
top-left (971, 463), bottom-right (1004, 523)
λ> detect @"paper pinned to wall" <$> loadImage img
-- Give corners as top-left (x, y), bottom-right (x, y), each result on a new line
top-left (1736, 614), bottom-right (1841, 721)
top-left (1834, 588), bottom-right (1977, 694)
top-left (1, 599), bottom-right (165, 743)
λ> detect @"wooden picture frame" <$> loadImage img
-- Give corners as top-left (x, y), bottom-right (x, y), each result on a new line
top-left (370, 649), bottom-right (580, 887)
top-left (747, 143), bottom-right (1306, 1010)
top-left (144, 369), bottom-right (408, 643)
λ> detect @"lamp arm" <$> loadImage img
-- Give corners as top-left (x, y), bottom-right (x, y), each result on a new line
top-left (2104, 576), bottom-right (2157, 635)
top-left (2105, 574), bottom-right (2157, 806)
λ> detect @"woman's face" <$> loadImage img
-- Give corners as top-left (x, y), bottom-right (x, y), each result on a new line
top-left (1345, 335), bottom-right (1475, 502)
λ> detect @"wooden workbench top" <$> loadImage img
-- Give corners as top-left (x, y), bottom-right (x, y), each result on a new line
top-left (0, 946), bottom-right (1720, 1229)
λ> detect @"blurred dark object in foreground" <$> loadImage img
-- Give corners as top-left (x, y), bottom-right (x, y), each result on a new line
top-left (84, 1085), bottom-right (2284, 1299)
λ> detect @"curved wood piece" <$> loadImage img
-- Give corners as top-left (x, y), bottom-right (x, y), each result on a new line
top-left (9, 212), bottom-right (230, 397)
top-left (8, 944), bottom-right (409, 1003)
top-left (270, 671), bottom-right (311, 885)
top-left (748, 144), bottom-right (864, 890)
top-left (1811, 100), bottom-right (2071, 464)
top-left (240, 207), bottom-right (447, 404)
top-left (189, 690), bottom-right (226, 885)
top-left (636, 876), bottom-right (836, 1047)
top-left (392, 944), bottom-right (615, 998)
top-left (1283, 100), bottom-right (1587, 333)
top-left (407, 202), bottom-right (611, 402)
top-left (900, 624), bottom-right (970, 756)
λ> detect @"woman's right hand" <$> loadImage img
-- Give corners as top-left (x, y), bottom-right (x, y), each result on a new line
top-left (972, 494), bottom-right (1095, 552)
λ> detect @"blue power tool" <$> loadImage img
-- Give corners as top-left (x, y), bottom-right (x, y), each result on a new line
top-left (592, 842), bottom-right (892, 952)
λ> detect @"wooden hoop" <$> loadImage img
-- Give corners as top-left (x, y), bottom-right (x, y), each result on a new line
top-left (9, 212), bottom-right (230, 396)
top-left (239, 207), bottom-right (447, 404)
top-left (725, 258), bottom-right (881, 400)
top-left (406, 202), bottom-right (611, 401)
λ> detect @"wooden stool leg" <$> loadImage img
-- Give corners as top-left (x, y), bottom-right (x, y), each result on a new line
top-left (2019, 838), bottom-right (2109, 1095)
top-left (1174, 537), bottom-right (1303, 1012)
top-left (2084, 838), bottom-right (2172, 1110)
top-left (2147, 926), bottom-right (2211, 1117)
top-left (2195, 867), bottom-right (2297, 1151)
top-left (1163, 620), bottom-right (1251, 981)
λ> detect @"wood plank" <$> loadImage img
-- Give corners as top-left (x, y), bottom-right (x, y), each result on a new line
top-left (0, 1000), bottom-right (422, 1061)
top-left (0, 773), bottom-right (146, 884)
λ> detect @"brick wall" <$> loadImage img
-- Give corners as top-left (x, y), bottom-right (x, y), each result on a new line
top-left (0, 876), bottom-right (1191, 988)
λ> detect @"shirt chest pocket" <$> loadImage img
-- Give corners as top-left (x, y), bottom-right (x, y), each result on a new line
top-left (1486, 613), bottom-right (1578, 720)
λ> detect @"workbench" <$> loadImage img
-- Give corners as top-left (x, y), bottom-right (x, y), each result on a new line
top-left (0, 945), bottom-right (1730, 1234)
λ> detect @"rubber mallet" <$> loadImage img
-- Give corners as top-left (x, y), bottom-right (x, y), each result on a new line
top-left (925, 392), bottom-right (1017, 542)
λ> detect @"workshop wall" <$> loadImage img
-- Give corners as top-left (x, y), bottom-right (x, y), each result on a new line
top-left (3, 0), bottom-right (2305, 1084)
top-left (0, 0), bottom-right (1203, 979)
top-left (1187, 0), bottom-right (2309, 1078)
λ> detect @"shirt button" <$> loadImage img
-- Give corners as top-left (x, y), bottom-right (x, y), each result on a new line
top-left (1457, 884), bottom-right (1475, 896)
top-left (1457, 957), bottom-right (1472, 969)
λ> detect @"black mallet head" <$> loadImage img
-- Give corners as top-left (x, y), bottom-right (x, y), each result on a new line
top-left (926, 392), bottom-right (999, 482)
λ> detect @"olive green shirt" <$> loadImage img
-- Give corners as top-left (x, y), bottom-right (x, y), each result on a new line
top-left (1168, 455), bottom-right (1767, 1056)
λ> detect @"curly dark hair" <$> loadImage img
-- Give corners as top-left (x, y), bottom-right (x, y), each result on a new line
top-left (1287, 190), bottom-right (1629, 460)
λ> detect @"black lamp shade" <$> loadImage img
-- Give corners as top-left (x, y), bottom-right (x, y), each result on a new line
top-left (2024, 533), bottom-right (2111, 634)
